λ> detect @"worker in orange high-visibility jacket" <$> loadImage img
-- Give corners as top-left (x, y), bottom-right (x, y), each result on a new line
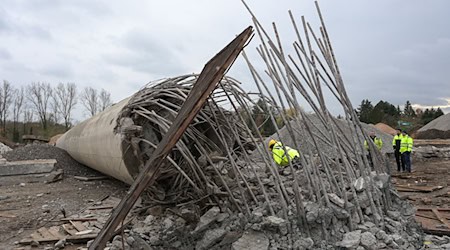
top-left (392, 129), bottom-right (404, 172)
top-left (268, 139), bottom-right (300, 167)
top-left (400, 130), bottom-right (414, 172)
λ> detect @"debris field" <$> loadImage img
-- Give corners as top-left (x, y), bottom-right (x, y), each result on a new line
top-left (1, 1), bottom-right (449, 250)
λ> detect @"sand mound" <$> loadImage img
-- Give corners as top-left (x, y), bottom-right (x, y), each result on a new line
top-left (417, 113), bottom-right (450, 139)
top-left (374, 123), bottom-right (397, 135)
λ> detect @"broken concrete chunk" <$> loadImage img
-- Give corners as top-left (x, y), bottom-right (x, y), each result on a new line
top-left (0, 159), bottom-right (57, 176)
top-left (373, 173), bottom-right (389, 189)
top-left (193, 206), bottom-right (220, 233)
top-left (328, 193), bottom-right (345, 208)
top-left (338, 230), bottom-right (361, 248)
top-left (195, 227), bottom-right (227, 250)
top-left (54, 238), bottom-right (66, 249)
top-left (231, 230), bottom-right (269, 250)
top-left (262, 216), bottom-right (288, 235)
top-left (162, 217), bottom-right (173, 230)
top-left (360, 231), bottom-right (377, 250)
top-left (353, 177), bottom-right (366, 192)
top-left (216, 213), bottom-right (229, 223)
top-left (293, 237), bottom-right (314, 250)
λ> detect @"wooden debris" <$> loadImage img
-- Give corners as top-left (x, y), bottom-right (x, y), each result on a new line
top-left (395, 184), bottom-right (444, 193)
top-left (0, 212), bottom-right (16, 218)
top-left (415, 207), bottom-right (450, 236)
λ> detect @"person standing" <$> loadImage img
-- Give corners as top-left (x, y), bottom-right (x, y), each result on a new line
top-left (392, 129), bottom-right (404, 172)
top-left (400, 130), bottom-right (414, 172)
top-left (364, 132), bottom-right (383, 167)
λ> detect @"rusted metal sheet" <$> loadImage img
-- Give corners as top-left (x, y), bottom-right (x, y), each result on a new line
top-left (416, 207), bottom-right (450, 236)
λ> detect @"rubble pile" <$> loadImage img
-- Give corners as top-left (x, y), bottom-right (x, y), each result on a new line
top-left (414, 145), bottom-right (450, 159)
top-left (0, 141), bottom-right (11, 155)
top-left (4, 144), bottom-right (102, 176)
top-left (95, 159), bottom-right (423, 249)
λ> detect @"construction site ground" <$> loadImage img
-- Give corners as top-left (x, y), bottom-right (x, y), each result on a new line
top-left (0, 140), bottom-right (449, 249)
top-left (0, 172), bottom-right (128, 249)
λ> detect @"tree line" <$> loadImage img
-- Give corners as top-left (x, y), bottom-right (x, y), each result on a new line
top-left (1, 80), bottom-right (113, 142)
top-left (356, 99), bottom-right (444, 128)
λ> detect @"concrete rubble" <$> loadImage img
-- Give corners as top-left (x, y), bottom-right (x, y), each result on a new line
top-left (0, 159), bottom-right (56, 176)
top-left (0, 142), bottom-right (11, 155)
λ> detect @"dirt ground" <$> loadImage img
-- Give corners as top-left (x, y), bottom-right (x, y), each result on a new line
top-left (0, 172), bottom-right (128, 249)
top-left (391, 158), bottom-right (450, 207)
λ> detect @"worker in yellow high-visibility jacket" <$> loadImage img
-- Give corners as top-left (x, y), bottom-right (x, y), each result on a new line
top-left (364, 132), bottom-right (383, 168)
top-left (399, 130), bottom-right (414, 172)
top-left (364, 132), bottom-right (383, 151)
top-left (268, 139), bottom-right (300, 167)
top-left (392, 129), bottom-right (404, 172)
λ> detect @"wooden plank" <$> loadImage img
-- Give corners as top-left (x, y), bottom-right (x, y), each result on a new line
top-left (30, 233), bottom-right (42, 241)
top-left (37, 227), bottom-right (55, 240)
top-left (48, 226), bottom-right (65, 239)
top-left (395, 184), bottom-right (444, 192)
top-left (432, 208), bottom-right (450, 229)
top-left (89, 26), bottom-right (254, 250)
top-left (0, 212), bottom-right (16, 218)
top-left (20, 233), bottom-right (98, 245)
top-left (62, 224), bottom-right (78, 236)
top-left (417, 207), bottom-right (450, 212)
top-left (70, 221), bottom-right (88, 232)
top-left (61, 217), bottom-right (97, 222)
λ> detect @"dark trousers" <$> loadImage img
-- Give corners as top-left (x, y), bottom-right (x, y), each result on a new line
top-left (394, 150), bottom-right (404, 171)
top-left (402, 152), bottom-right (411, 172)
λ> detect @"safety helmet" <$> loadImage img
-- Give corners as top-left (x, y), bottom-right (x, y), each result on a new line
top-left (268, 139), bottom-right (277, 150)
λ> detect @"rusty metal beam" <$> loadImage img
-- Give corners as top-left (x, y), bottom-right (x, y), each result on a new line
top-left (89, 26), bottom-right (253, 250)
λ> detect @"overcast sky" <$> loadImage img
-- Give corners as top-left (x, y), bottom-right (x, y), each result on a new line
top-left (1, 0), bottom-right (449, 121)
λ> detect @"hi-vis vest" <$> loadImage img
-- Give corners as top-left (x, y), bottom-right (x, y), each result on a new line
top-left (392, 134), bottom-right (403, 148)
top-left (400, 135), bottom-right (413, 153)
top-left (272, 142), bottom-right (300, 167)
top-left (364, 137), bottom-right (383, 151)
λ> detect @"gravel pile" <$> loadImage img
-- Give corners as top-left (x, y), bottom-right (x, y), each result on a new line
top-left (417, 113), bottom-right (450, 139)
top-left (4, 144), bottom-right (103, 176)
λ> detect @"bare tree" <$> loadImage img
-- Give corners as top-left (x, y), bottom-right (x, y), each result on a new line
top-left (99, 88), bottom-right (112, 111)
top-left (54, 82), bottom-right (77, 129)
top-left (23, 107), bottom-right (34, 135)
top-left (0, 80), bottom-right (13, 136)
top-left (27, 82), bottom-right (52, 130)
top-left (50, 94), bottom-right (60, 125)
top-left (81, 87), bottom-right (98, 117)
top-left (12, 87), bottom-right (24, 141)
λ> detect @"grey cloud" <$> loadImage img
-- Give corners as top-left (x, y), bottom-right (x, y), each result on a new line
top-left (103, 31), bottom-right (187, 77)
top-left (41, 64), bottom-right (73, 78)
top-left (0, 48), bottom-right (11, 60)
